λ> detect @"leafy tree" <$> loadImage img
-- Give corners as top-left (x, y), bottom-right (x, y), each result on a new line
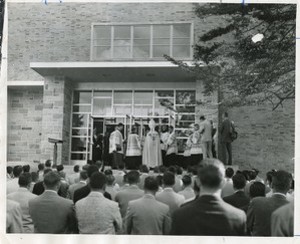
top-left (166, 3), bottom-right (296, 110)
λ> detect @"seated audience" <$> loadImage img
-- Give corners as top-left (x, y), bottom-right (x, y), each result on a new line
top-left (105, 174), bottom-right (119, 201)
top-left (7, 165), bottom-right (23, 195)
top-left (247, 170), bottom-right (291, 236)
top-left (73, 165), bottom-right (111, 203)
top-left (223, 173), bottom-right (250, 210)
top-left (22, 164), bottom-right (30, 173)
top-left (7, 166), bottom-right (13, 181)
top-left (221, 167), bottom-right (234, 198)
top-left (32, 169), bottom-right (52, 195)
top-left (168, 166), bottom-right (182, 193)
top-left (138, 165), bottom-right (149, 189)
top-left (124, 176), bottom-right (171, 235)
top-left (30, 172), bottom-right (39, 192)
top-left (171, 159), bottom-right (246, 236)
top-left (75, 172), bottom-right (122, 234)
top-left (271, 200), bottom-right (294, 237)
top-left (67, 165), bottom-right (80, 185)
top-left (7, 173), bottom-right (37, 233)
top-left (156, 171), bottom-right (185, 215)
top-left (37, 163), bottom-right (45, 182)
top-left (6, 199), bottom-right (23, 233)
top-left (67, 170), bottom-right (88, 200)
top-left (29, 171), bottom-right (77, 233)
top-left (115, 170), bottom-right (144, 218)
top-left (178, 175), bottom-right (195, 201)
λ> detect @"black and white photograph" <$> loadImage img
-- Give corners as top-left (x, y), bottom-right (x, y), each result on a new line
top-left (1, 0), bottom-right (298, 241)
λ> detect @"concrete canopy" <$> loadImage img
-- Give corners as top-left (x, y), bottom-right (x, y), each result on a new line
top-left (30, 61), bottom-right (198, 83)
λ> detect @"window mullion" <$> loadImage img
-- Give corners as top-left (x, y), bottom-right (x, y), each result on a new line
top-left (131, 26), bottom-right (134, 59)
top-left (170, 25), bottom-right (173, 57)
top-left (150, 25), bottom-right (153, 59)
top-left (111, 26), bottom-right (114, 59)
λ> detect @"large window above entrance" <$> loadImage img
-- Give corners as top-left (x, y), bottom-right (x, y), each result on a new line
top-left (91, 23), bottom-right (193, 61)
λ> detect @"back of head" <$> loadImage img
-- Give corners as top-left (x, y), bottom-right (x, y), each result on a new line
top-left (73, 165), bottom-right (80, 173)
top-left (7, 166), bottom-right (13, 175)
top-left (224, 112), bottom-right (229, 118)
top-left (158, 165), bottom-right (166, 174)
top-left (176, 166), bottom-right (183, 175)
top-left (13, 165), bottom-right (23, 178)
top-left (95, 161), bottom-right (102, 170)
top-left (266, 171), bottom-right (275, 184)
top-left (199, 115), bottom-right (205, 121)
top-left (198, 158), bottom-right (225, 190)
top-left (22, 165), bottom-right (30, 173)
top-left (144, 176), bottom-right (159, 192)
top-left (182, 175), bottom-right (192, 187)
top-left (139, 165), bottom-right (149, 173)
top-left (18, 173), bottom-right (32, 188)
top-left (153, 166), bottom-right (159, 174)
top-left (56, 164), bottom-right (64, 172)
top-left (163, 171), bottom-right (175, 186)
top-left (87, 165), bottom-right (99, 178)
top-left (127, 170), bottom-right (140, 184)
top-left (249, 170), bottom-right (257, 181)
top-left (106, 174), bottom-right (115, 186)
top-left (272, 170), bottom-right (292, 194)
top-left (104, 169), bottom-right (113, 176)
top-left (156, 175), bottom-right (163, 187)
top-left (82, 164), bottom-right (90, 171)
top-left (43, 171), bottom-right (61, 189)
top-left (79, 170), bottom-right (88, 181)
top-left (31, 172), bottom-right (39, 183)
top-left (45, 159), bottom-right (52, 168)
top-left (89, 172), bottom-right (107, 190)
top-left (225, 167), bottom-right (234, 178)
top-left (168, 166), bottom-right (176, 174)
top-left (249, 182), bottom-right (266, 198)
top-left (38, 163), bottom-right (45, 171)
top-left (119, 163), bottom-right (125, 170)
top-left (43, 168), bottom-right (52, 176)
top-left (232, 173), bottom-right (247, 190)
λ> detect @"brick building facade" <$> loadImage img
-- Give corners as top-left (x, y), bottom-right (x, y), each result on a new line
top-left (5, 2), bottom-right (294, 176)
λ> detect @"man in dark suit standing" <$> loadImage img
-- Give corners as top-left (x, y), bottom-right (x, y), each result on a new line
top-left (220, 112), bottom-right (233, 165)
top-left (223, 173), bottom-right (250, 210)
top-left (247, 170), bottom-right (291, 236)
top-left (171, 158), bottom-right (246, 236)
top-left (28, 171), bottom-right (77, 233)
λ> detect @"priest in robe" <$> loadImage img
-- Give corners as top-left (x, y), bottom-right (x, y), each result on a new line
top-left (142, 119), bottom-right (162, 169)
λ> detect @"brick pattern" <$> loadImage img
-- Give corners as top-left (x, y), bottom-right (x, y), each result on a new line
top-left (7, 3), bottom-right (227, 81)
top-left (7, 87), bottom-right (43, 162)
top-left (226, 100), bottom-right (295, 177)
top-left (40, 76), bottom-right (72, 164)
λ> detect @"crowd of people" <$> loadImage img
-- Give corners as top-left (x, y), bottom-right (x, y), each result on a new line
top-left (6, 158), bottom-right (294, 236)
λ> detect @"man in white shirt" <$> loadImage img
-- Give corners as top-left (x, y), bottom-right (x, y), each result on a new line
top-left (109, 123), bottom-right (124, 169)
top-left (7, 165), bottom-right (23, 195)
top-left (178, 175), bottom-right (195, 201)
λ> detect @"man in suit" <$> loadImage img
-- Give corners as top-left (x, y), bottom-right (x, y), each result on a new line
top-left (199, 115), bottom-right (213, 159)
top-left (115, 170), bottom-right (144, 218)
top-left (7, 173), bottom-right (37, 233)
top-left (220, 112), bottom-right (233, 165)
top-left (171, 158), bottom-right (246, 236)
top-left (67, 170), bottom-right (88, 200)
top-left (28, 171), bottom-right (77, 233)
top-left (156, 171), bottom-right (185, 215)
top-left (223, 173), bottom-right (250, 210)
top-left (75, 172), bottom-right (122, 234)
top-left (6, 199), bottom-right (23, 233)
top-left (247, 170), bottom-right (291, 236)
top-left (271, 200), bottom-right (294, 236)
top-left (73, 165), bottom-right (111, 203)
top-left (32, 168), bottom-right (52, 195)
top-left (124, 176), bottom-right (171, 235)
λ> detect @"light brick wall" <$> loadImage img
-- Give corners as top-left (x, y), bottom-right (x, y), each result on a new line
top-left (226, 100), bottom-right (295, 177)
top-left (7, 87), bottom-right (43, 162)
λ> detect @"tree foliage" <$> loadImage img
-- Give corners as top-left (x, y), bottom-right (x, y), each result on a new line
top-left (166, 3), bottom-right (296, 110)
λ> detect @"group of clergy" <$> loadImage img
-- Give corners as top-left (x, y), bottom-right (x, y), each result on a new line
top-left (108, 118), bottom-right (211, 170)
